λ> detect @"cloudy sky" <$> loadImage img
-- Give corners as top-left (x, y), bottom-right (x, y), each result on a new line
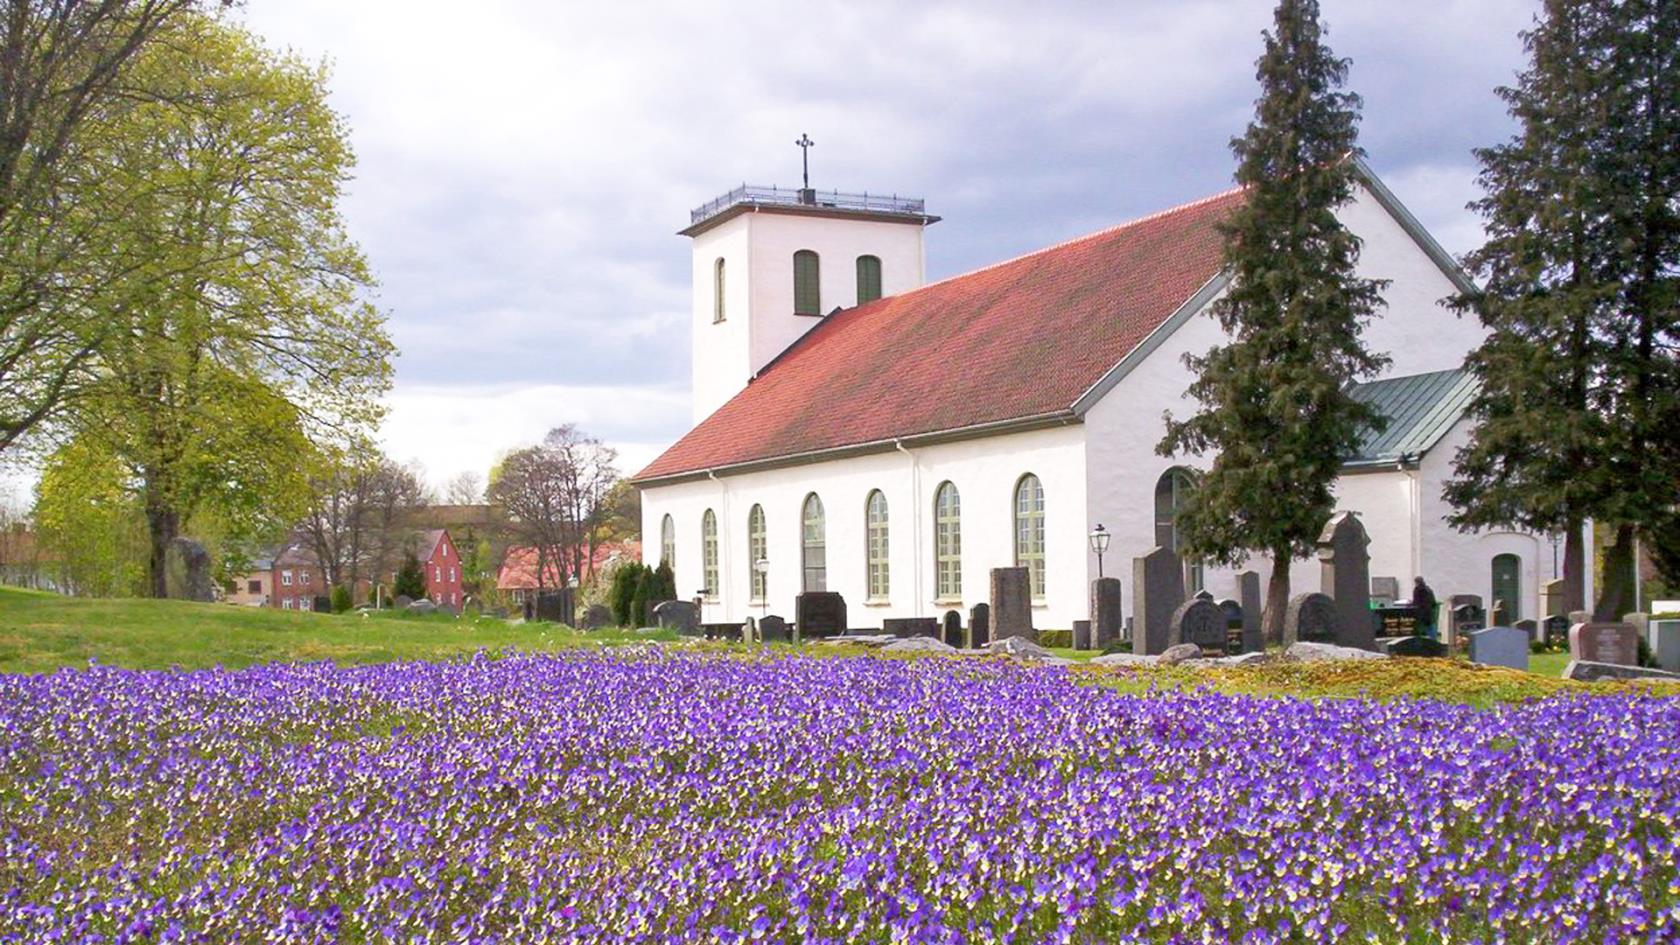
top-left (229, 0), bottom-right (1539, 494)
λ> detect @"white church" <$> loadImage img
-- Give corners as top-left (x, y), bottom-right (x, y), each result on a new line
top-left (633, 160), bottom-right (1564, 632)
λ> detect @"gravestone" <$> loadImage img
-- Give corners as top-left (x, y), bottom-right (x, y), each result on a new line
top-left (1490, 600), bottom-right (1511, 629)
top-left (1543, 614), bottom-right (1570, 649)
top-left (942, 611), bottom-right (964, 648)
top-left (1072, 620), bottom-right (1092, 651)
top-left (654, 599), bottom-right (699, 636)
top-left (1237, 570), bottom-right (1263, 652)
top-left (759, 615), bottom-right (791, 643)
top-left (1449, 595), bottom-right (1486, 646)
top-left (990, 567), bottom-right (1035, 642)
top-left (535, 589), bottom-right (574, 624)
top-left (1283, 592), bottom-right (1340, 646)
top-left (796, 592), bottom-right (847, 639)
top-left (1132, 546), bottom-right (1184, 656)
top-left (1541, 579), bottom-right (1567, 617)
top-left (313, 595), bottom-right (333, 613)
top-left (1218, 599), bottom-right (1244, 654)
top-left (394, 594), bottom-right (413, 609)
top-left (1169, 598), bottom-right (1228, 655)
top-left (1652, 619), bottom-right (1680, 673)
top-left (967, 602), bottom-right (990, 649)
top-left (1469, 626), bottom-right (1530, 671)
top-left (1194, 589), bottom-right (1215, 603)
top-left (883, 617), bottom-right (938, 638)
top-left (742, 616), bottom-right (758, 644)
top-left (165, 537), bottom-right (216, 603)
top-left (1383, 635), bottom-right (1448, 658)
top-left (1514, 617), bottom-right (1538, 641)
top-left (645, 598), bottom-right (675, 627)
top-left (580, 604), bottom-right (613, 630)
top-left (1568, 609), bottom-right (1592, 627)
top-left (1317, 512), bottom-right (1375, 650)
top-left (1091, 578), bottom-right (1123, 651)
top-left (1568, 622), bottom-right (1638, 667)
top-left (1370, 576), bottom-right (1401, 606)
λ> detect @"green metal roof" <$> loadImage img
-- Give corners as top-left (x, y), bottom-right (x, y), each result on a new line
top-left (1345, 368), bottom-right (1477, 467)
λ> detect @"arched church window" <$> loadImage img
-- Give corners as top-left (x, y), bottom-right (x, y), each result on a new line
top-left (748, 504), bottom-right (766, 602)
top-left (1014, 474), bottom-right (1046, 602)
top-left (1154, 467), bottom-right (1203, 593)
top-left (713, 257), bottom-right (726, 323)
top-left (865, 490), bottom-right (889, 600)
top-left (793, 250), bottom-right (821, 315)
top-left (856, 255), bottom-right (882, 304)
top-left (701, 509), bottom-right (718, 599)
top-left (802, 494), bottom-right (826, 592)
top-left (660, 515), bottom-right (675, 570)
top-left (934, 481), bottom-right (962, 601)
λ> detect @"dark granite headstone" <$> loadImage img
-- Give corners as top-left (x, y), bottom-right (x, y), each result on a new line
top-left (1450, 596), bottom-right (1485, 645)
top-left (1317, 512), bottom-right (1374, 650)
top-left (1469, 626), bottom-right (1529, 671)
top-left (967, 602), bottom-right (990, 649)
top-left (645, 598), bottom-right (675, 627)
top-left (1132, 546), bottom-right (1184, 656)
top-left (758, 615), bottom-right (790, 643)
top-left (796, 592), bottom-right (847, 639)
top-left (580, 603), bottom-right (613, 629)
top-left (1543, 614), bottom-right (1570, 648)
top-left (1237, 570), bottom-right (1263, 652)
top-left (1169, 598), bottom-right (1227, 654)
top-left (1514, 618), bottom-right (1538, 641)
top-left (1218, 598), bottom-right (1244, 654)
top-left (1091, 578), bottom-right (1123, 650)
top-left (883, 617), bottom-right (938, 638)
top-left (1072, 619), bottom-right (1091, 651)
top-left (1284, 592), bottom-right (1339, 646)
top-left (989, 567), bottom-right (1035, 642)
top-left (1384, 635), bottom-right (1448, 658)
top-left (1568, 622), bottom-right (1637, 666)
top-left (1490, 600), bottom-right (1511, 629)
top-left (654, 599), bottom-right (699, 636)
top-left (942, 610), bottom-right (963, 648)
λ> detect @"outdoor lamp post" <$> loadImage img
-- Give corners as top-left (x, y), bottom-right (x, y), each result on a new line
top-left (1088, 523), bottom-right (1110, 579)
top-left (755, 557), bottom-right (769, 617)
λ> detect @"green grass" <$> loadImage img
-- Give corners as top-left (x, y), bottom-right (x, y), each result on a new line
top-left (0, 586), bottom-right (674, 674)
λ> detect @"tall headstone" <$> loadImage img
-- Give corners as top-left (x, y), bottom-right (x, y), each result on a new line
top-left (758, 615), bottom-right (790, 643)
top-left (967, 602), bottom-right (990, 649)
top-left (1091, 578), bottom-right (1123, 651)
top-left (1568, 622), bottom-right (1638, 667)
top-left (1542, 579), bottom-right (1567, 617)
top-left (1237, 570), bottom-right (1263, 653)
top-left (942, 610), bottom-right (964, 648)
top-left (1132, 546), bottom-right (1184, 656)
top-left (795, 592), bottom-right (847, 639)
top-left (1168, 598), bottom-right (1227, 654)
top-left (1284, 592), bottom-right (1340, 646)
top-left (1072, 619), bottom-right (1092, 651)
top-left (989, 567), bottom-right (1035, 642)
top-left (1469, 626), bottom-right (1529, 671)
top-left (1317, 512), bottom-right (1374, 650)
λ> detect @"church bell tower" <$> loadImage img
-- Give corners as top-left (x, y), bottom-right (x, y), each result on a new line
top-left (680, 135), bottom-right (938, 425)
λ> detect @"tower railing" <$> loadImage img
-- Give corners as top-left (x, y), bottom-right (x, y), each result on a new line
top-left (690, 185), bottom-right (927, 227)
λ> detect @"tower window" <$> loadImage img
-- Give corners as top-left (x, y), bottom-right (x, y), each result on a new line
top-left (713, 257), bottom-right (726, 323)
top-left (793, 250), bottom-right (820, 315)
top-left (856, 255), bottom-right (882, 304)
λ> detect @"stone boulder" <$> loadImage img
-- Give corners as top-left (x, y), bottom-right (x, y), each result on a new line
top-left (882, 637), bottom-right (958, 654)
top-left (1091, 652), bottom-right (1156, 668)
top-left (1285, 641), bottom-right (1387, 663)
top-left (988, 636), bottom-right (1054, 660)
top-left (407, 599), bottom-right (437, 615)
top-left (1158, 643), bottom-right (1205, 666)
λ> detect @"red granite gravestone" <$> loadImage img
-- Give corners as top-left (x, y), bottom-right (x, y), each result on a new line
top-left (1567, 622), bottom-right (1638, 667)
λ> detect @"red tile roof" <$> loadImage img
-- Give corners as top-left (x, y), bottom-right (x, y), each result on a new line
top-left (635, 186), bottom-right (1244, 482)
top-left (496, 542), bottom-right (641, 591)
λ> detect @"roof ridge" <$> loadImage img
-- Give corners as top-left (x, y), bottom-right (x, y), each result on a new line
top-left (891, 182), bottom-right (1246, 302)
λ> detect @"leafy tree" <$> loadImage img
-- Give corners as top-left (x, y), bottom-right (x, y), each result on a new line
top-left (1447, 0), bottom-right (1679, 618)
top-left (301, 454), bottom-right (428, 596)
top-left (31, 438), bottom-right (149, 596)
top-left (393, 552), bottom-right (426, 601)
top-left (630, 566), bottom-right (656, 629)
top-left (0, 1), bottom-right (224, 455)
top-left (59, 18), bottom-right (392, 597)
top-left (329, 584), bottom-right (352, 614)
top-left (653, 559), bottom-right (677, 605)
top-left (444, 472), bottom-right (483, 506)
top-left (487, 425), bottom-right (619, 591)
top-left (1158, 0), bottom-right (1388, 642)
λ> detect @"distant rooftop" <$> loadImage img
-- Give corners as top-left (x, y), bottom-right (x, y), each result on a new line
top-left (683, 184), bottom-right (936, 235)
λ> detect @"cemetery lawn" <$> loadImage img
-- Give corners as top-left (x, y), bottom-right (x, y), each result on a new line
top-left (0, 586), bottom-right (675, 674)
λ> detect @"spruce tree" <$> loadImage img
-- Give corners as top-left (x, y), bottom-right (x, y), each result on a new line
top-left (1159, 0), bottom-right (1388, 643)
top-left (393, 551), bottom-right (426, 602)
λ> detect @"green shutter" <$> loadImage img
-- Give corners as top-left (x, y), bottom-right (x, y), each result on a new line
top-left (856, 255), bottom-right (882, 304)
top-left (793, 250), bottom-right (820, 315)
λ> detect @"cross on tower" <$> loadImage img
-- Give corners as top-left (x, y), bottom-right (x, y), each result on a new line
top-left (795, 133), bottom-right (814, 189)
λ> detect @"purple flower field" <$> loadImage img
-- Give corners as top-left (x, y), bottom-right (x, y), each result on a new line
top-left (1, 652), bottom-right (1677, 944)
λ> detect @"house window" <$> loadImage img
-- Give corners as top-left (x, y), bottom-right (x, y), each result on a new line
top-left (661, 514), bottom-right (675, 569)
top-left (866, 490), bottom-right (889, 601)
top-left (748, 504), bottom-right (767, 603)
top-left (1014, 474), bottom-right (1046, 602)
top-left (282, 598), bottom-right (294, 610)
top-left (1492, 554), bottom-right (1521, 621)
top-left (281, 570), bottom-right (293, 587)
top-left (1155, 467), bottom-right (1203, 593)
top-left (802, 494), bottom-right (826, 592)
top-left (702, 509), bottom-right (718, 599)
top-left (448, 567), bottom-right (455, 582)
top-left (856, 254), bottom-right (882, 304)
top-left (434, 566), bottom-right (441, 582)
top-left (793, 250), bottom-right (820, 315)
top-left (247, 580), bottom-right (261, 594)
top-left (935, 481), bottom-right (961, 601)
top-left (301, 569), bottom-right (310, 584)
top-left (713, 257), bottom-right (727, 323)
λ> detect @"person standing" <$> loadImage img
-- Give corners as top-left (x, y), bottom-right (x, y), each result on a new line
top-left (1412, 577), bottom-right (1439, 640)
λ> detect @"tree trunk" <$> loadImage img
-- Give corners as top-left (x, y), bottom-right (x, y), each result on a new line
top-left (1562, 517), bottom-right (1586, 614)
top-left (1594, 522), bottom-right (1637, 621)
top-left (1263, 550), bottom-right (1291, 645)
top-left (145, 497), bottom-right (179, 599)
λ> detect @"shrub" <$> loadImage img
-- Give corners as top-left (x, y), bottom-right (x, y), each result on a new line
top-left (330, 585), bottom-right (352, 614)
top-left (630, 567), bottom-right (657, 628)
top-left (610, 562), bottom-right (644, 628)
top-left (1039, 629), bottom-right (1072, 648)
top-left (393, 552), bottom-right (427, 601)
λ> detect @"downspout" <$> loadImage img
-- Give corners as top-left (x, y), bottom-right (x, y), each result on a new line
top-left (896, 439), bottom-right (922, 618)
top-left (1402, 458), bottom-right (1422, 583)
